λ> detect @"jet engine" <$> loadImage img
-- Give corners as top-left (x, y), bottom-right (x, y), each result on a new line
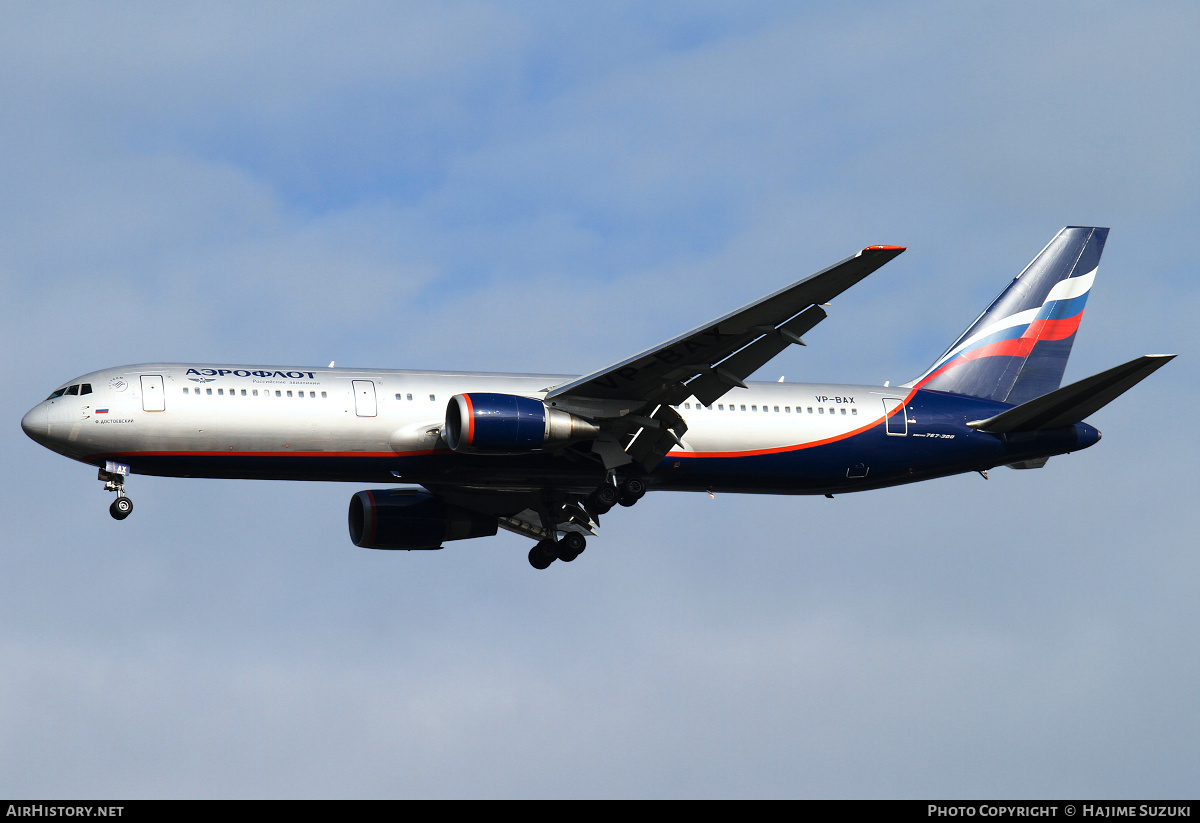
top-left (444, 392), bottom-right (599, 453)
top-left (348, 488), bottom-right (497, 550)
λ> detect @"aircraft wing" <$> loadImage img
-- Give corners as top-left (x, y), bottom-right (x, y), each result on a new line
top-left (544, 244), bottom-right (905, 468)
top-left (546, 245), bottom-right (905, 407)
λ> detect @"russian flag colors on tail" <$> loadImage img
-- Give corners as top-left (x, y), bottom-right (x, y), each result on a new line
top-left (910, 226), bottom-right (1108, 405)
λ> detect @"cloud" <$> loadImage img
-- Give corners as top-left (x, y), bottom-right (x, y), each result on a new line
top-left (2, 1), bottom-right (1198, 798)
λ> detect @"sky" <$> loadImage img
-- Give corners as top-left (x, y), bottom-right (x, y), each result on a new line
top-left (2, 1), bottom-right (1199, 799)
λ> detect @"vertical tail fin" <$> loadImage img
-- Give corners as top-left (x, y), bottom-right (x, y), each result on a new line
top-left (909, 226), bottom-right (1108, 405)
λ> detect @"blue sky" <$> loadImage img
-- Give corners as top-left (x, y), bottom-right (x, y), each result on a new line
top-left (2, 1), bottom-right (1199, 798)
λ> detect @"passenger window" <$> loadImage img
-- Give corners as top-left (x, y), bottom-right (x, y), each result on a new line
top-left (321, 391), bottom-right (327, 398)
top-left (740, 405), bottom-right (746, 411)
top-left (429, 394), bottom-right (436, 401)
top-left (241, 389), bottom-right (247, 396)
top-left (751, 405), bottom-right (757, 412)
top-left (407, 393), bottom-right (412, 401)
top-left (785, 407), bottom-right (790, 413)
top-left (253, 390), bottom-right (259, 397)
top-left (275, 391), bottom-right (281, 397)
top-left (840, 408), bottom-right (846, 415)
top-left (287, 391), bottom-right (293, 397)
top-left (218, 389), bottom-right (224, 395)
top-left (818, 407), bottom-right (824, 414)
top-left (206, 388), bottom-right (212, 395)
top-left (852, 408), bottom-right (857, 415)
top-left (395, 393), bottom-right (402, 400)
top-left (807, 407), bottom-right (812, 413)
top-left (774, 406), bottom-right (779, 412)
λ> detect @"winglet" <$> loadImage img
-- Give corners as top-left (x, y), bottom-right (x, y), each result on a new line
top-left (863, 245), bottom-right (906, 251)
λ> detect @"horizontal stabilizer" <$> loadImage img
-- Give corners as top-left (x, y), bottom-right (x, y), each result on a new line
top-left (967, 354), bottom-right (1175, 433)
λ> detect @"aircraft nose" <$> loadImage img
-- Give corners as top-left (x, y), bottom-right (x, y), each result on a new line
top-left (21, 404), bottom-right (49, 445)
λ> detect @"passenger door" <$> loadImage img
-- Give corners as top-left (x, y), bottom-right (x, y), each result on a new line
top-left (882, 397), bottom-right (907, 436)
top-left (140, 375), bottom-right (166, 412)
top-left (353, 380), bottom-right (377, 417)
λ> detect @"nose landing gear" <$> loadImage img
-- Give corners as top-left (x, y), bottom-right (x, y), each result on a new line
top-left (99, 462), bottom-right (133, 521)
top-left (109, 496), bottom-right (133, 520)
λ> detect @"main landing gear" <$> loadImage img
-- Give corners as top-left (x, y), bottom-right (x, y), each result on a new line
top-left (528, 532), bottom-right (587, 570)
top-left (527, 478), bottom-right (646, 569)
top-left (99, 463), bottom-right (133, 521)
top-left (584, 478), bottom-right (644, 517)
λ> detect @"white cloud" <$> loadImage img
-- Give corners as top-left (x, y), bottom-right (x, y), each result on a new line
top-left (3, 1), bottom-right (1199, 798)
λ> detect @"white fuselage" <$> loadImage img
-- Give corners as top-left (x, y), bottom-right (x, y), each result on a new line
top-left (23, 362), bottom-right (915, 486)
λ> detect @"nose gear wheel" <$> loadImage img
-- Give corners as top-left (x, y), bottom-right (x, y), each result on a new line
top-left (109, 496), bottom-right (133, 520)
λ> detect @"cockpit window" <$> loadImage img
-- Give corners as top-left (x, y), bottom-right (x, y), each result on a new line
top-left (46, 388), bottom-right (67, 400)
top-left (80, 384), bottom-right (92, 395)
top-left (65, 385), bottom-right (80, 396)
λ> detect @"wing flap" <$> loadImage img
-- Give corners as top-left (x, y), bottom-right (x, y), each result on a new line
top-left (624, 403), bottom-right (689, 470)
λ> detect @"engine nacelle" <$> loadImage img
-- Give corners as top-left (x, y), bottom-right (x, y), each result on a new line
top-left (348, 489), bottom-right (498, 550)
top-left (444, 393), bottom-right (599, 453)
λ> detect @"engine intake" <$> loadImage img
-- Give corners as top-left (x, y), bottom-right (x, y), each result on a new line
top-left (444, 393), bottom-right (599, 453)
top-left (348, 489), bottom-right (497, 550)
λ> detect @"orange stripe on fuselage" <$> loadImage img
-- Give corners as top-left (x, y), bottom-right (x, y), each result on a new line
top-left (675, 389), bottom-right (916, 459)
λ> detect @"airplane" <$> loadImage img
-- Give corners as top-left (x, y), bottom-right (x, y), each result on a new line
top-left (21, 226), bottom-right (1174, 569)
